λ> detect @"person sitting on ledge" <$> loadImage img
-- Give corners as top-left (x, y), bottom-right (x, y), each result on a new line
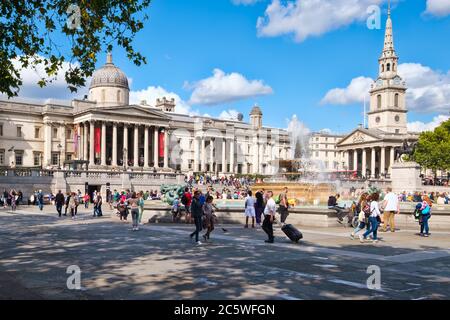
top-left (328, 193), bottom-right (346, 223)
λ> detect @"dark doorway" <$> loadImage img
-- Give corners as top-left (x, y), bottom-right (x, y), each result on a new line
top-left (87, 185), bottom-right (101, 203)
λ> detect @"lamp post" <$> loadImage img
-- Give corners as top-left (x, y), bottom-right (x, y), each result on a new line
top-left (57, 143), bottom-right (62, 169)
top-left (40, 153), bottom-right (43, 170)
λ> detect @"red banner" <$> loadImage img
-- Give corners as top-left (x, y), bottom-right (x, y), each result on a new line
top-left (159, 131), bottom-right (164, 158)
top-left (95, 127), bottom-right (101, 155)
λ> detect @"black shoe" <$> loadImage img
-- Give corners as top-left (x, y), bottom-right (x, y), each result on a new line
top-left (222, 228), bottom-right (228, 233)
top-left (265, 240), bottom-right (274, 243)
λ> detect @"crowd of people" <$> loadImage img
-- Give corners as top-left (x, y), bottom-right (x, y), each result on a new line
top-left (346, 187), bottom-right (434, 241)
top-left (185, 174), bottom-right (257, 189)
top-left (1, 180), bottom-right (445, 244)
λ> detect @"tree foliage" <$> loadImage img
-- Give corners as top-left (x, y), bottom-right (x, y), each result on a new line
top-left (413, 119), bottom-right (450, 172)
top-left (0, 0), bottom-right (151, 97)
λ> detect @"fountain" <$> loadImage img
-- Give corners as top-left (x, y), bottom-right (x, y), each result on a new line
top-left (251, 116), bottom-right (337, 206)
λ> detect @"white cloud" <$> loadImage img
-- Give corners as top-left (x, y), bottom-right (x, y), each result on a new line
top-left (321, 63), bottom-right (450, 113)
top-left (219, 109), bottom-right (241, 120)
top-left (407, 114), bottom-right (450, 132)
top-left (129, 86), bottom-right (198, 115)
top-left (187, 68), bottom-right (273, 106)
top-left (232, 0), bottom-right (261, 5)
top-left (256, 0), bottom-right (387, 42)
top-left (398, 63), bottom-right (450, 113)
top-left (0, 56), bottom-right (89, 102)
top-left (321, 76), bottom-right (373, 105)
top-left (424, 0), bottom-right (450, 17)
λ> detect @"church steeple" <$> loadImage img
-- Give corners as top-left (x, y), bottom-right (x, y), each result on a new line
top-left (378, 0), bottom-right (398, 79)
top-left (368, 0), bottom-right (408, 135)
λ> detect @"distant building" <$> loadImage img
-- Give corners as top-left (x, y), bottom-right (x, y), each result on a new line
top-left (0, 53), bottom-right (290, 175)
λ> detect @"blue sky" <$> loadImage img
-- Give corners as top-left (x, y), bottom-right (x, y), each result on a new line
top-left (7, 0), bottom-right (450, 133)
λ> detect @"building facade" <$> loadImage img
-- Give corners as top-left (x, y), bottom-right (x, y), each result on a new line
top-left (308, 132), bottom-right (344, 172)
top-left (335, 8), bottom-right (418, 179)
top-left (0, 54), bottom-right (290, 176)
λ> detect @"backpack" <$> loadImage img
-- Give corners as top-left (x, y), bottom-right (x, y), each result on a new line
top-left (181, 193), bottom-right (188, 205)
top-left (275, 194), bottom-right (281, 205)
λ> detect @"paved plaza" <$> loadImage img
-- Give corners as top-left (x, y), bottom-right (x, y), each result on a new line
top-left (0, 206), bottom-right (449, 300)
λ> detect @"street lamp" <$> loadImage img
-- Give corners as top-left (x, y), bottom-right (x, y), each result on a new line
top-left (57, 143), bottom-right (62, 169)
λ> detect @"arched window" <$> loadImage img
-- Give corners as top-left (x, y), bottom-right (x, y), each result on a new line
top-left (387, 63), bottom-right (391, 71)
top-left (101, 89), bottom-right (106, 102)
top-left (381, 64), bottom-right (384, 72)
top-left (117, 90), bottom-right (121, 102)
top-left (377, 95), bottom-right (382, 109)
top-left (394, 93), bottom-right (399, 107)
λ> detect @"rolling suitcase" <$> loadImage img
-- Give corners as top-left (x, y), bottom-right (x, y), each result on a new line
top-left (281, 224), bottom-right (303, 243)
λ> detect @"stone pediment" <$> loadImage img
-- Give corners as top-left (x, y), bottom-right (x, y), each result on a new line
top-left (90, 105), bottom-right (170, 120)
top-left (337, 129), bottom-right (381, 147)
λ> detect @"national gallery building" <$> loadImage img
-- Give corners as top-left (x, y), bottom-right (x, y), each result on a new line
top-left (0, 53), bottom-right (291, 176)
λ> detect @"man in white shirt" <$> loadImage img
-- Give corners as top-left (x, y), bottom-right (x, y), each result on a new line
top-left (382, 187), bottom-right (399, 232)
top-left (262, 191), bottom-right (276, 243)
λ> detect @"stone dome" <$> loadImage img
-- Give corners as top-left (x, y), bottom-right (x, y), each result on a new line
top-left (89, 53), bottom-right (129, 90)
top-left (250, 105), bottom-right (262, 116)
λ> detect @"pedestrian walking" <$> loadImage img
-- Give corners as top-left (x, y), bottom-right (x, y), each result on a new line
top-left (262, 191), bottom-right (276, 243)
top-left (128, 192), bottom-right (140, 231)
top-left (278, 187), bottom-right (290, 224)
top-left (255, 190), bottom-right (265, 228)
top-left (202, 195), bottom-right (216, 241)
top-left (138, 191), bottom-right (145, 225)
top-left (244, 190), bottom-right (256, 228)
top-left (69, 192), bottom-right (77, 220)
top-left (37, 190), bottom-right (44, 211)
top-left (350, 193), bottom-right (369, 239)
top-left (189, 191), bottom-right (203, 245)
top-left (94, 194), bottom-right (103, 217)
top-left (419, 196), bottom-right (432, 237)
top-left (84, 193), bottom-right (90, 209)
top-left (360, 192), bottom-right (382, 243)
top-left (64, 192), bottom-right (71, 216)
top-left (181, 187), bottom-right (192, 224)
top-left (381, 187), bottom-right (399, 232)
top-left (55, 190), bottom-right (65, 217)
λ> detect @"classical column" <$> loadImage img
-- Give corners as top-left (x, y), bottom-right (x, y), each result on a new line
top-left (164, 129), bottom-right (169, 168)
top-left (229, 138), bottom-right (235, 174)
top-left (380, 146), bottom-right (386, 179)
top-left (60, 123), bottom-right (66, 166)
top-left (83, 122), bottom-right (88, 161)
top-left (153, 126), bottom-right (159, 168)
top-left (43, 121), bottom-right (52, 166)
top-left (200, 136), bottom-right (206, 171)
top-left (259, 143), bottom-right (264, 173)
top-left (101, 121), bottom-right (106, 166)
top-left (389, 146), bottom-right (395, 176)
top-left (89, 121), bottom-right (95, 166)
top-left (134, 125), bottom-right (139, 167)
top-left (371, 147), bottom-right (376, 179)
top-left (221, 138), bottom-right (227, 173)
top-left (194, 137), bottom-right (199, 172)
top-left (209, 139), bottom-right (214, 173)
top-left (112, 122), bottom-right (118, 166)
top-left (362, 149), bottom-right (367, 178)
top-left (144, 125), bottom-right (149, 169)
top-left (123, 123), bottom-right (128, 166)
top-left (353, 149), bottom-right (358, 172)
